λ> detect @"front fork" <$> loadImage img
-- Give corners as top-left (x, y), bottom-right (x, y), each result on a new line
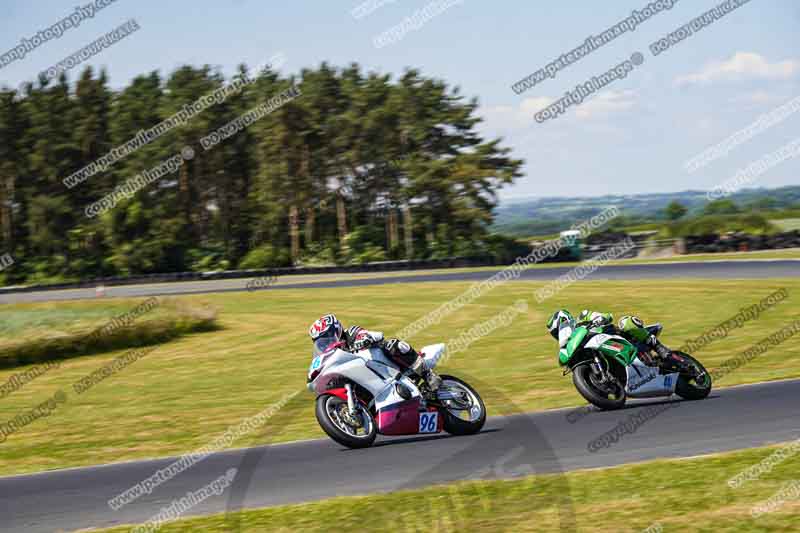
top-left (342, 383), bottom-right (366, 429)
top-left (590, 355), bottom-right (621, 392)
top-left (590, 356), bottom-right (607, 382)
top-left (345, 383), bottom-right (357, 416)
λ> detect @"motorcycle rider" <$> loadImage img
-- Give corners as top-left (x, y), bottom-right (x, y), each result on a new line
top-left (308, 313), bottom-right (442, 390)
top-left (546, 309), bottom-right (691, 371)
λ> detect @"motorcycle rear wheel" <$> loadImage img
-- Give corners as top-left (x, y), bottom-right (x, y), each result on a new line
top-left (315, 394), bottom-right (377, 449)
top-left (673, 351), bottom-right (712, 400)
top-left (437, 375), bottom-right (486, 436)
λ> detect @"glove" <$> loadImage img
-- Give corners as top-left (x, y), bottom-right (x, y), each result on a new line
top-left (347, 326), bottom-right (382, 351)
top-left (354, 336), bottom-right (374, 351)
top-left (578, 310), bottom-right (612, 327)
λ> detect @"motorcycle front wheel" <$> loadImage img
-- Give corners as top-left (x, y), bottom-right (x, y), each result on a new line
top-left (572, 363), bottom-right (626, 410)
top-left (315, 394), bottom-right (377, 449)
top-left (437, 375), bottom-right (486, 436)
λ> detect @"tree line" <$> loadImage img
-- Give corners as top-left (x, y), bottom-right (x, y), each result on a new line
top-left (0, 61), bottom-right (523, 284)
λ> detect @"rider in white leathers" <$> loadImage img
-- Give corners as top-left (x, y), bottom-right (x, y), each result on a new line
top-left (308, 314), bottom-right (442, 390)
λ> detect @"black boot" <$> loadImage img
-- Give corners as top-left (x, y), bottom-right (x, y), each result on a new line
top-left (648, 335), bottom-right (689, 372)
top-left (424, 367), bottom-right (443, 391)
top-left (647, 335), bottom-right (672, 361)
top-left (409, 357), bottom-right (442, 391)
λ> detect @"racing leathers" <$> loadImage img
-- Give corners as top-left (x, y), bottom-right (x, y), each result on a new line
top-left (576, 310), bottom-right (688, 370)
top-left (344, 325), bottom-right (442, 391)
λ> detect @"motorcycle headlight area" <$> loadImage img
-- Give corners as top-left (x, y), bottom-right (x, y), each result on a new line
top-left (558, 325), bottom-right (573, 347)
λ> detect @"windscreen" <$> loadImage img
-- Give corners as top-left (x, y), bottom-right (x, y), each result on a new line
top-left (558, 319), bottom-right (575, 348)
top-left (312, 331), bottom-right (342, 357)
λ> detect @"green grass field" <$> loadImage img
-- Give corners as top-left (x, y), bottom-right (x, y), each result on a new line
top-left (94, 442), bottom-right (800, 532)
top-left (0, 278), bottom-right (797, 477)
top-left (774, 218), bottom-right (800, 232)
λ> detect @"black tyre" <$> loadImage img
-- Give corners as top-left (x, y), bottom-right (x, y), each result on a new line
top-left (673, 351), bottom-right (712, 400)
top-left (315, 394), bottom-right (377, 449)
top-left (572, 363), bottom-right (626, 410)
top-left (437, 375), bottom-right (486, 435)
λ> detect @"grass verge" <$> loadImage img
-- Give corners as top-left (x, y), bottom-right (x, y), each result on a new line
top-left (95, 443), bottom-right (800, 532)
top-left (0, 279), bottom-right (797, 476)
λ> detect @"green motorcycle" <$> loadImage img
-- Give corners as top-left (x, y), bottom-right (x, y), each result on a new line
top-left (549, 312), bottom-right (712, 410)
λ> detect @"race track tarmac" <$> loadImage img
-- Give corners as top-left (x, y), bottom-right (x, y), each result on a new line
top-left (2, 379), bottom-right (798, 532)
top-left (1, 259), bottom-right (797, 304)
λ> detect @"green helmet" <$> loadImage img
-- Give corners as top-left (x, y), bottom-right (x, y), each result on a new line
top-left (546, 309), bottom-right (574, 340)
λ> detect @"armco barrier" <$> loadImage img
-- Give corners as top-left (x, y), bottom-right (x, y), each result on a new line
top-left (0, 256), bottom-right (501, 295)
top-left (686, 230), bottom-right (800, 254)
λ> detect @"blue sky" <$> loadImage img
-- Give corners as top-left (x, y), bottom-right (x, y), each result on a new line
top-left (1, 0), bottom-right (798, 201)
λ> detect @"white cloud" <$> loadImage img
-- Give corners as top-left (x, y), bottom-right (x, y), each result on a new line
top-left (520, 97), bottom-right (554, 115)
top-left (479, 105), bottom-right (522, 131)
top-left (574, 90), bottom-right (637, 120)
top-left (481, 97), bottom-right (553, 130)
top-left (481, 91), bottom-right (635, 130)
top-left (674, 52), bottom-right (800, 86)
top-left (694, 117), bottom-right (714, 134)
top-left (728, 90), bottom-right (776, 105)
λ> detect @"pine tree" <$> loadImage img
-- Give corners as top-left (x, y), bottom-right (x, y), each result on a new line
top-left (0, 61), bottom-right (522, 281)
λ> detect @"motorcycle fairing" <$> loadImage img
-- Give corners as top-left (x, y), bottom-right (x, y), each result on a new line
top-left (624, 356), bottom-right (679, 397)
top-left (308, 343), bottom-right (448, 437)
top-left (373, 374), bottom-right (422, 410)
top-left (420, 343), bottom-right (445, 369)
top-left (559, 326), bottom-right (588, 365)
top-left (376, 398), bottom-right (443, 435)
top-left (308, 348), bottom-right (388, 396)
top-left (320, 387), bottom-right (348, 401)
top-left (372, 373), bottom-right (440, 435)
top-left (584, 333), bottom-right (637, 366)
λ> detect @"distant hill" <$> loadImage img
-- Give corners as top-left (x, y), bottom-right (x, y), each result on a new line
top-left (493, 185), bottom-right (800, 238)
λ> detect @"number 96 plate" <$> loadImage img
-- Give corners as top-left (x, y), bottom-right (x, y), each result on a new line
top-left (418, 411), bottom-right (439, 434)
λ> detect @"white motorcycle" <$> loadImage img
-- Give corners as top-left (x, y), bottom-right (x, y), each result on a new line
top-left (307, 337), bottom-right (486, 448)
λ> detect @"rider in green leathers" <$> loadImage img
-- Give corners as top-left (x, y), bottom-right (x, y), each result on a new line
top-left (553, 309), bottom-right (690, 371)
